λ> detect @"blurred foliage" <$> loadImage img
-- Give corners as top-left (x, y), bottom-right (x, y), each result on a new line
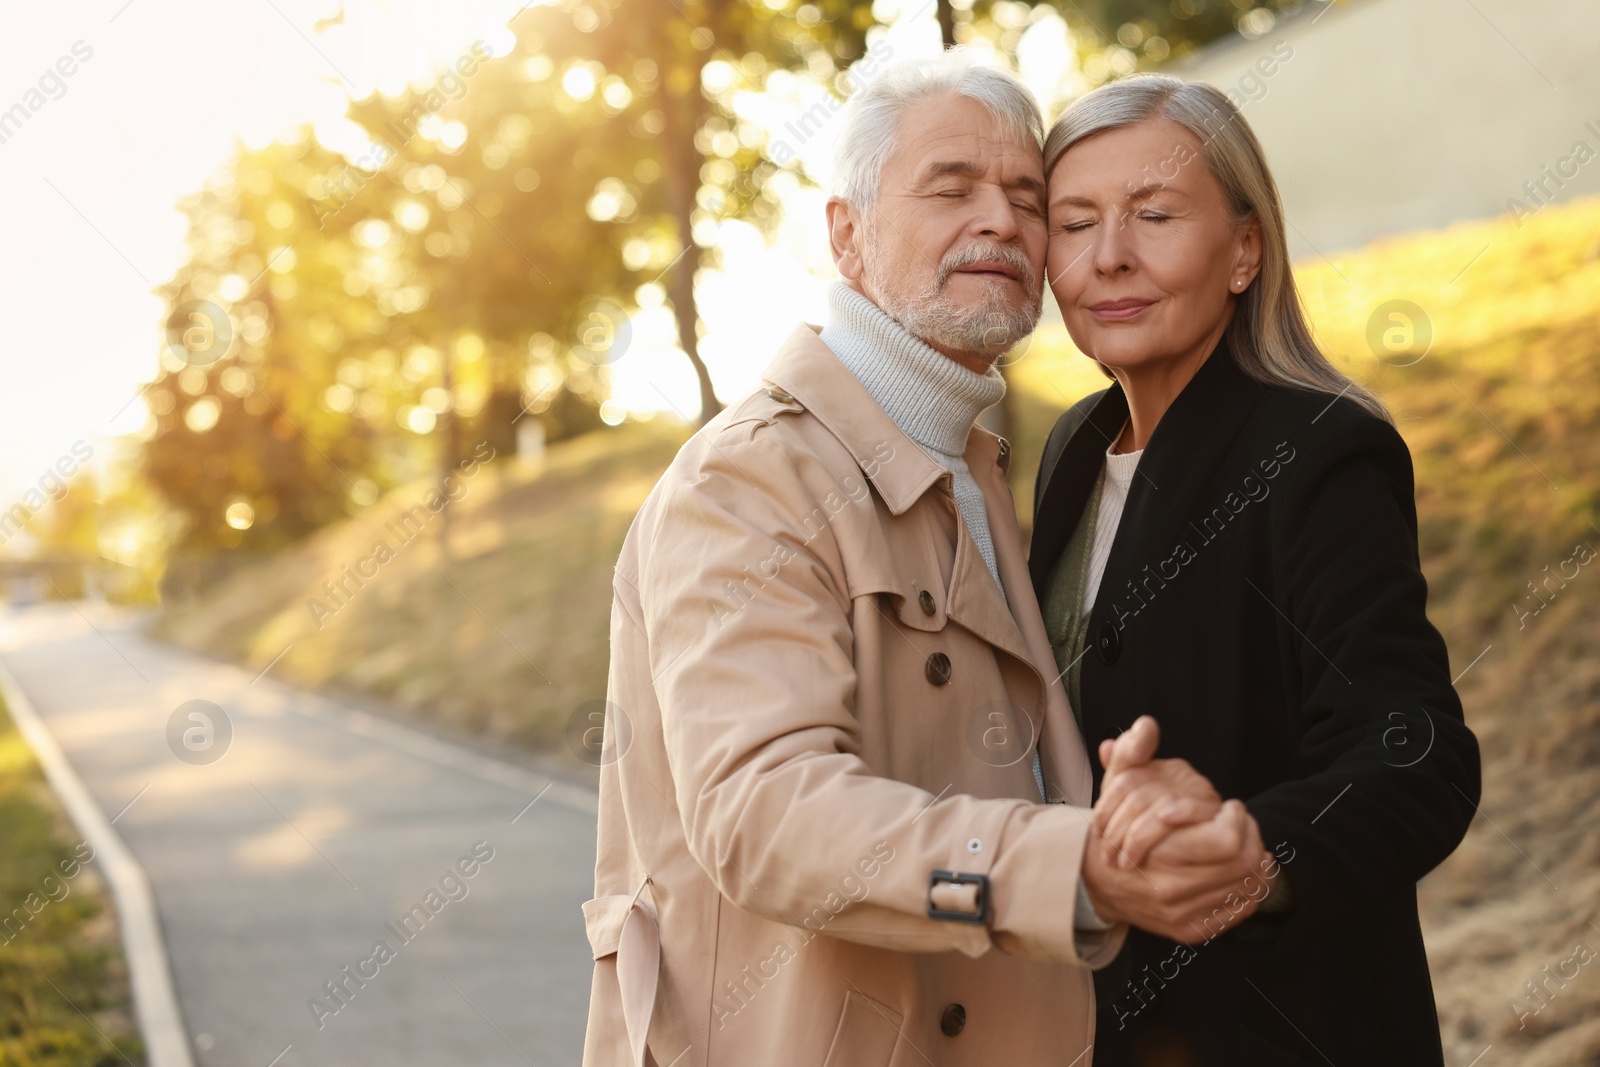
top-left (146, 138), bottom-right (408, 554)
top-left (950, 0), bottom-right (1318, 83)
top-left (1045, 0), bottom-right (1311, 71)
top-left (533, 0), bottom-right (875, 418)
top-left (23, 475), bottom-right (98, 564)
top-left (142, 0), bottom-right (879, 556)
top-left (0, 699), bottom-right (145, 1067)
top-left (139, 0), bottom-right (1319, 557)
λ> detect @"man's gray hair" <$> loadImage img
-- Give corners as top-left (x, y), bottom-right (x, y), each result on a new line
top-left (832, 48), bottom-right (1043, 207)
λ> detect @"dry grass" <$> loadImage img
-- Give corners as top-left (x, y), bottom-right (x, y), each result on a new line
top-left (155, 418), bottom-right (687, 755)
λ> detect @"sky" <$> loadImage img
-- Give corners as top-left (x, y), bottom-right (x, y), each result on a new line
top-left (0, 0), bottom-right (1079, 518)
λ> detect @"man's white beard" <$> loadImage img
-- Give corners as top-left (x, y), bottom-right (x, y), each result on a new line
top-left (862, 221), bottom-right (1042, 361)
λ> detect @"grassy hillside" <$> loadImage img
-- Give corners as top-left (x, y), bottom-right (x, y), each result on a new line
top-left (154, 419), bottom-right (687, 752)
top-left (0, 696), bottom-right (145, 1066)
top-left (157, 197), bottom-right (1600, 1061)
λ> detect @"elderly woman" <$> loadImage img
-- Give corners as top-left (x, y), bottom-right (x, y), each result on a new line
top-left (1031, 76), bottom-right (1481, 1065)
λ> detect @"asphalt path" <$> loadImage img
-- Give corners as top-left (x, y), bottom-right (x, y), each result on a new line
top-left (0, 602), bottom-right (598, 1067)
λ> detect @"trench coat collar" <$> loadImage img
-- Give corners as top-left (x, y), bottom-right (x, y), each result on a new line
top-left (763, 323), bottom-right (1043, 681)
top-left (1028, 332), bottom-right (1267, 603)
top-left (763, 323), bottom-right (1010, 517)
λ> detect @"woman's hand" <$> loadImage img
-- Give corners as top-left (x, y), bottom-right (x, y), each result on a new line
top-left (1092, 715), bottom-right (1223, 868)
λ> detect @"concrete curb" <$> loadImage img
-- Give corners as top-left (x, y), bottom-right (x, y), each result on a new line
top-left (0, 657), bottom-right (196, 1067)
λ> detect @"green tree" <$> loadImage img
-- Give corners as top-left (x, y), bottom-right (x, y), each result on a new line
top-left (555, 0), bottom-right (875, 422)
top-left (953, 0), bottom-right (1317, 75)
top-left (143, 138), bottom-right (404, 555)
top-left (142, 1), bottom-right (885, 552)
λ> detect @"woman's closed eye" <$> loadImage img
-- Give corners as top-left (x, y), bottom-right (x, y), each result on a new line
top-left (1055, 205), bottom-right (1175, 231)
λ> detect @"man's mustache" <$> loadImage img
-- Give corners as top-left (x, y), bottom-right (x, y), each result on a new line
top-left (936, 243), bottom-right (1039, 294)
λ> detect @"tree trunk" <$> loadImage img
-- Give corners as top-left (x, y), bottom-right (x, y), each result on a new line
top-left (662, 59), bottom-right (723, 427)
top-left (936, 0), bottom-right (956, 47)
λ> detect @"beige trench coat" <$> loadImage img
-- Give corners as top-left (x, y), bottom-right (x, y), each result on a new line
top-left (582, 323), bottom-right (1124, 1066)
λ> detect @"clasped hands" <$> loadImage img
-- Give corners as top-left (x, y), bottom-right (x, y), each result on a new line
top-left (1081, 716), bottom-right (1280, 943)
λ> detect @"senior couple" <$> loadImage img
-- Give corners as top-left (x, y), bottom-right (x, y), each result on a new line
top-left (583, 50), bottom-right (1480, 1067)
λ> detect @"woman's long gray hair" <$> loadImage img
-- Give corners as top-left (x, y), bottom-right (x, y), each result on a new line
top-left (1044, 74), bottom-right (1389, 422)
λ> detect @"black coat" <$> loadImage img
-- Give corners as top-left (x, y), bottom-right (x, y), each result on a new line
top-left (1029, 336), bottom-right (1481, 1067)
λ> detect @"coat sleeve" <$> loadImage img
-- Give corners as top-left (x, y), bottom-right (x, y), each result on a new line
top-left (1248, 409), bottom-right (1481, 922)
top-left (639, 420), bottom-right (1119, 967)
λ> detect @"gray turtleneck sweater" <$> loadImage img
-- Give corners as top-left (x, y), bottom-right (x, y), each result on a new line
top-left (819, 282), bottom-right (1006, 595)
top-left (817, 281), bottom-right (1111, 933)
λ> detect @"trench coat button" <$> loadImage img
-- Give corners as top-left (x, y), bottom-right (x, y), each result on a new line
top-left (939, 1003), bottom-right (967, 1036)
top-left (1095, 620), bottom-right (1121, 665)
top-left (918, 589), bottom-right (937, 616)
top-left (925, 652), bottom-right (952, 686)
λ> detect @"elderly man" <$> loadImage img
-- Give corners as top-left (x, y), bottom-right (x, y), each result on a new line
top-left (582, 51), bottom-right (1267, 1066)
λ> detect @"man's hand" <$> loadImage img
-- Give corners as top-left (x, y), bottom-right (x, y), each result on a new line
top-left (1092, 716), bottom-right (1221, 868)
top-left (1083, 799), bottom-right (1273, 943)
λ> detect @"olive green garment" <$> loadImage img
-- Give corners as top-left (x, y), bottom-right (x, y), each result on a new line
top-left (1042, 467), bottom-right (1107, 732)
